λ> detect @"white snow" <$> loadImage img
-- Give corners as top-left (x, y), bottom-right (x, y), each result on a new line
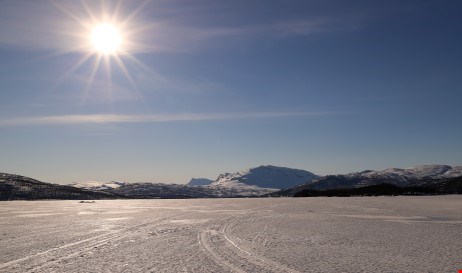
top-left (0, 196), bottom-right (461, 273)
top-left (211, 165), bottom-right (319, 189)
top-left (207, 181), bottom-right (278, 196)
top-left (359, 165), bottom-right (461, 180)
top-left (70, 181), bottom-right (127, 190)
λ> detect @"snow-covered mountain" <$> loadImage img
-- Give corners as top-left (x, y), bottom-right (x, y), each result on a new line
top-left (357, 165), bottom-right (462, 181)
top-left (68, 165), bottom-right (318, 198)
top-left (187, 178), bottom-right (214, 186)
top-left (273, 165), bottom-right (462, 196)
top-left (70, 181), bottom-right (127, 190)
top-left (70, 180), bottom-right (278, 198)
top-left (3, 164), bottom-right (461, 200)
top-left (107, 183), bottom-right (217, 198)
top-left (211, 165), bottom-right (319, 190)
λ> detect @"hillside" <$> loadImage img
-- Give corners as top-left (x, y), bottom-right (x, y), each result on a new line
top-left (70, 165), bottom-right (318, 198)
top-left (0, 173), bottom-right (122, 200)
top-left (3, 165), bottom-right (461, 200)
top-left (211, 165), bottom-right (319, 189)
top-left (71, 181), bottom-right (277, 198)
top-left (293, 177), bottom-right (462, 197)
top-left (271, 165), bottom-right (462, 197)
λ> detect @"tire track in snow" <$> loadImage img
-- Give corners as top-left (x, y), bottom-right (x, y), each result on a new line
top-left (251, 217), bottom-right (272, 246)
top-left (199, 211), bottom-right (300, 273)
top-left (0, 212), bottom-right (188, 273)
top-left (199, 229), bottom-right (247, 273)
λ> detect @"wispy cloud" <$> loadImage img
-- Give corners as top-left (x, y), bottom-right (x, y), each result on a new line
top-left (0, 1), bottom-right (363, 53)
top-left (132, 16), bottom-right (361, 53)
top-left (0, 112), bottom-right (330, 126)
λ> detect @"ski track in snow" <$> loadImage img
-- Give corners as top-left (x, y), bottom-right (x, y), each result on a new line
top-left (199, 211), bottom-right (300, 273)
top-left (0, 197), bottom-right (461, 273)
top-left (0, 213), bottom-right (190, 272)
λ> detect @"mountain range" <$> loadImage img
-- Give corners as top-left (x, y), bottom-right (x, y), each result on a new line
top-left (68, 165), bottom-right (319, 198)
top-left (271, 165), bottom-right (462, 196)
top-left (1, 165), bottom-right (461, 200)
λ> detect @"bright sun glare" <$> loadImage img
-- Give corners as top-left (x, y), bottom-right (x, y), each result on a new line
top-left (51, 0), bottom-right (151, 96)
top-left (90, 23), bottom-right (122, 55)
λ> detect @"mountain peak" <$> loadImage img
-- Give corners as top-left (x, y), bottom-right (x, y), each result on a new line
top-left (212, 165), bottom-right (319, 189)
top-left (187, 178), bottom-right (214, 186)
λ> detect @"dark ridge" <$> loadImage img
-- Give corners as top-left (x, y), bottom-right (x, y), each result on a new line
top-left (0, 173), bottom-right (123, 201)
top-left (109, 183), bottom-right (216, 199)
top-left (293, 177), bottom-right (462, 197)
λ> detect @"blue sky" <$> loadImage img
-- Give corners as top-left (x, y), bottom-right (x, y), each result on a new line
top-left (0, 0), bottom-right (461, 184)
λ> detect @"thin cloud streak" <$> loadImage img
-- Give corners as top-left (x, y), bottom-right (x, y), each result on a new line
top-left (0, 112), bottom-right (331, 126)
top-left (0, 1), bottom-right (362, 53)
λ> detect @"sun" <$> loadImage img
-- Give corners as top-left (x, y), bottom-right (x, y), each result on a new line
top-left (90, 23), bottom-right (122, 55)
top-left (50, 0), bottom-right (153, 97)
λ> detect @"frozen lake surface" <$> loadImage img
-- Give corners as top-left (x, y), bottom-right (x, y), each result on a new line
top-left (0, 196), bottom-right (461, 273)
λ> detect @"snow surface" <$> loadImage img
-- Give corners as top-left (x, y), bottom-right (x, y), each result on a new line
top-left (1, 197), bottom-right (461, 273)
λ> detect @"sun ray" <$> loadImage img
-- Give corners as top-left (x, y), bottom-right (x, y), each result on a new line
top-left (120, 0), bottom-right (151, 28)
top-left (81, 54), bottom-right (103, 101)
top-left (125, 22), bottom-right (158, 37)
top-left (99, 0), bottom-right (107, 21)
top-left (121, 54), bottom-right (149, 70)
top-left (105, 56), bottom-right (114, 103)
top-left (56, 52), bottom-right (94, 84)
top-left (104, 55), bottom-right (112, 83)
top-left (113, 55), bottom-right (139, 92)
top-left (88, 54), bottom-right (103, 88)
top-left (50, 0), bottom-right (90, 29)
top-left (49, 0), bottom-right (156, 103)
top-left (80, 0), bottom-right (98, 25)
top-left (123, 53), bottom-right (172, 86)
top-left (111, 0), bottom-right (124, 24)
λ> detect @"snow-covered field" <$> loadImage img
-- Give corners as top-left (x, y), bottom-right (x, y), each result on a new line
top-left (0, 197), bottom-right (461, 273)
